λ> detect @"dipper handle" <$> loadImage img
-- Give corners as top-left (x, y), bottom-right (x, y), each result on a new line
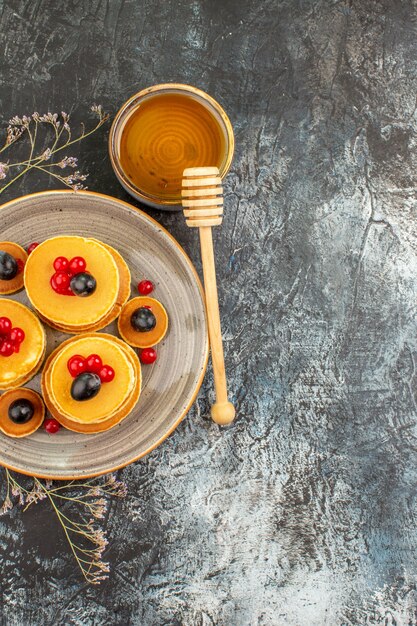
top-left (182, 167), bottom-right (235, 425)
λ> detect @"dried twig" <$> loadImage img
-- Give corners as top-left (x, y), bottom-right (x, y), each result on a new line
top-left (0, 105), bottom-right (109, 195)
top-left (1, 468), bottom-right (127, 584)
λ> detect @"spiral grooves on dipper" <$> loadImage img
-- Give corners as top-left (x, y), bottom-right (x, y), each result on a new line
top-left (182, 167), bottom-right (223, 227)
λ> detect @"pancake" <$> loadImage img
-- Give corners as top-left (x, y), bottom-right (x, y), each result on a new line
top-left (118, 297), bottom-right (168, 348)
top-left (35, 242), bottom-right (131, 334)
top-left (0, 299), bottom-right (45, 389)
top-left (24, 236), bottom-right (119, 327)
top-left (41, 333), bottom-right (141, 433)
top-left (47, 334), bottom-right (137, 423)
top-left (0, 388), bottom-right (45, 437)
top-left (0, 242), bottom-right (27, 295)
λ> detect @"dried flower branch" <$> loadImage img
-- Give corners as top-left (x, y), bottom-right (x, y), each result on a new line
top-left (0, 105), bottom-right (109, 195)
top-left (1, 468), bottom-right (126, 584)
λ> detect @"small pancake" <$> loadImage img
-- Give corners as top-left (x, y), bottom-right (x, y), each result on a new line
top-left (0, 299), bottom-right (45, 389)
top-left (24, 236), bottom-right (119, 326)
top-left (0, 388), bottom-right (45, 437)
top-left (118, 297), bottom-right (168, 348)
top-left (0, 242), bottom-right (28, 295)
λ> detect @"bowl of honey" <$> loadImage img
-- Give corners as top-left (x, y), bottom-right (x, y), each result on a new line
top-left (109, 84), bottom-right (234, 210)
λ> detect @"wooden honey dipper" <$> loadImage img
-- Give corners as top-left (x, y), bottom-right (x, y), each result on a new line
top-left (182, 166), bottom-right (236, 426)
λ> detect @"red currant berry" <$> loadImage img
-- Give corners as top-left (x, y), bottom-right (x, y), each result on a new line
top-left (51, 271), bottom-right (70, 293)
top-left (0, 317), bottom-right (12, 336)
top-left (13, 343), bottom-right (20, 353)
top-left (138, 279), bottom-right (154, 295)
top-left (86, 354), bottom-right (103, 373)
top-left (67, 355), bottom-right (87, 377)
top-left (16, 259), bottom-right (25, 274)
top-left (44, 418), bottom-right (60, 434)
top-left (98, 365), bottom-right (115, 383)
top-left (139, 347), bottom-right (157, 364)
top-left (53, 256), bottom-right (69, 272)
top-left (143, 305), bottom-right (152, 310)
top-left (9, 327), bottom-right (25, 344)
top-left (69, 256), bottom-right (87, 274)
top-left (0, 340), bottom-right (14, 357)
top-left (27, 242), bottom-right (39, 254)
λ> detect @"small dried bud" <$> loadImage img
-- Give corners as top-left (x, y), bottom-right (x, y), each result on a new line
top-left (0, 163), bottom-right (9, 180)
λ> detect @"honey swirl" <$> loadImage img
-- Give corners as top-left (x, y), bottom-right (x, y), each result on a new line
top-left (119, 93), bottom-right (226, 201)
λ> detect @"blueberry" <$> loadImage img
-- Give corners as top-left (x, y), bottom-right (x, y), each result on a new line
top-left (130, 307), bottom-right (156, 332)
top-left (8, 399), bottom-right (34, 424)
top-left (0, 251), bottom-right (18, 281)
top-left (71, 372), bottom-right (101, 401)
top-left (70, 272), bottom-right (97, 297)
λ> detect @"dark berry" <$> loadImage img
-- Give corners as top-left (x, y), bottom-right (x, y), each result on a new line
top-left (98, 365), bottom-right (115, 383)
top-left (86, 354), bottom-right (103, 373)
top-left (27, 242), bottom-right (39, 254)
top-left (0, 317), bottom-right (12, 335)
top-left (71, 372), bottom-right (101, 401)
top-left (8, 399), bottom-right (34, 424)
top-left (53, 256), bottom-right (69, 272)
top-left (70, 272), bottom-right (96, 297)
top-left (0, 251), bottom-right (18, 280)
top-left (69, 256), bottom-right (87, 274)
top-left (139, 347), bottom-right (157, 364)
top-left (130, 307), bottom-right (156, 332)
top-left (44, 418), bottom-right (60, 434)
top-left (138, 280), bottom-right (154, 295)
top-left (67, 355), bottom-right (87, 377)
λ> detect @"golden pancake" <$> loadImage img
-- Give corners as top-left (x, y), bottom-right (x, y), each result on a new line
top-left (0, 299), bottom-right (45, 389)
top-left (0, 388), bottom-right (45, 437)
top-left (118, 297), bottom-right (168, 348)
top-left (0, 242), bottom-right (28, 295)
top-left (35, 243), bottom-right (131, 334)
top-left (98, 241), bottom-right (131, 310)
top-left (24, 236), bottom-right (119, 326)
top-left (0, 343), bottom-right (46, 391)
top-left (46, 343), bottom-right (138, 424)
top-left (48, 334), bottom-right (136, 423)
top-left (41, 337), bottom-right (141, 433)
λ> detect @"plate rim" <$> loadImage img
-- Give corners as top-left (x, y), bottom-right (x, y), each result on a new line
top-left (0, 188), bottom-right (209, 479)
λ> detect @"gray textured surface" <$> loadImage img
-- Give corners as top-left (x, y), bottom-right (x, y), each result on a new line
top-left (0, 0), bottom-right (416, 624)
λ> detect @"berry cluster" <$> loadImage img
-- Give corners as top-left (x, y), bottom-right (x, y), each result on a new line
top-left (0, 317), bottom-right (25, 357)
top-left (67, 354), bottom-right (115, 383)
top-left (51, 256), bottom-right (96, 297)
top-left (136, 280), bottom-right (158, 365)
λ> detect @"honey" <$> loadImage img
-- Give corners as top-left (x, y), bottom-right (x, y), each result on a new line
top-left (119, 93), bottom-right (227, 202)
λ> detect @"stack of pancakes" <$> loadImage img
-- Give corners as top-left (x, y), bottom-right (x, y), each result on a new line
top-left (24, 236), bottom-right (131, 333)
top-left (0, 299), bottom-right (46, 391)
top-left (41, 333), bottom-right (141, 433)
